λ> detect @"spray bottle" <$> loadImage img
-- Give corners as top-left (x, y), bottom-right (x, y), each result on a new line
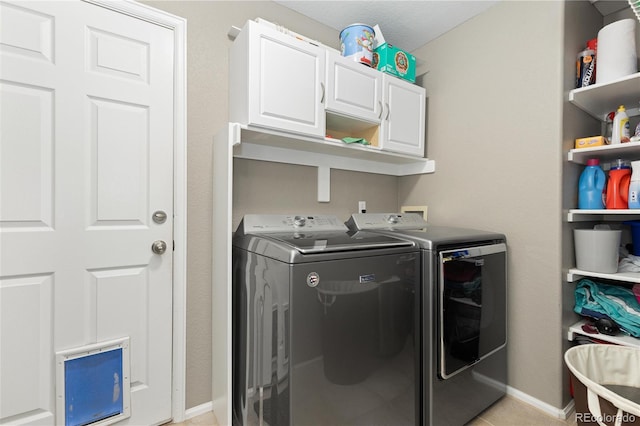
top-left (611, 105), bottom-right (630, 144)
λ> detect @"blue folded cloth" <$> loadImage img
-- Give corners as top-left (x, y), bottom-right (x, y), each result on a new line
top-left (574, 278), bottom-right (640, 337)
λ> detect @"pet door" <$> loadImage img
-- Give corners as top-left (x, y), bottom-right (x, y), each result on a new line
top-left (56, 337), bottom-right (131, 426)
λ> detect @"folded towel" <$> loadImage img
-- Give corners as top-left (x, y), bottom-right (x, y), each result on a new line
top-left (574, 278), bottom-right (640, 337)
top-left (342, 137), bottom-right (370, 145)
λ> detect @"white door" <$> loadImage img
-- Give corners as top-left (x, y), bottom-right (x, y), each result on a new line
top-left (0, 1), bottom-right (174, 424)
top-left (246, 20), bottom-right (326, 137)
top-left (325, 50), bottom-right (382, 122)
top-left (381, 75), bottom-right (426, 157)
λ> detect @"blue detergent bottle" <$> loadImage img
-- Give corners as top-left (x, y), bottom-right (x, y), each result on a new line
top-left (578, 158), bottom-right (606, 209)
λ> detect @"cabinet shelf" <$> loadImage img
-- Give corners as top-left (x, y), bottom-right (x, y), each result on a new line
top-left (568, 72), bottom-right (640, 120)
top-left (232, 124), bottom-right (435, 176)
top-left (566, 268), bottom-right (640, 284)
top-left (568, 319), bottom-right (640, 348)
top-left (568, 141), bottom-right (640, 164)
top-left (567, 209), bottom-right (640, 222)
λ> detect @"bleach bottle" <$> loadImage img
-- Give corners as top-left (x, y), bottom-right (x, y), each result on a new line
top-left (629, 160), bottom-right (640, 209)
top-left (578, 158), bottom-right (606, 209)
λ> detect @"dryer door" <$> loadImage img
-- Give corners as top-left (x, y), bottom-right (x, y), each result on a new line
top-left (437, 243), bottom-right (507, 379)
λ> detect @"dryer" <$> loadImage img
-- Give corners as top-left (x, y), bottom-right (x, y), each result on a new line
top-left (232, 214), bottom-right (422, 426)
top-left (346, 213), bottom-right (507, 426)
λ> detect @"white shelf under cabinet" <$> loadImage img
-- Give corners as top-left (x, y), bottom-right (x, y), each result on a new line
top-left (568, 72), bottom-right (640, 120)
top-left (233, 124), bottom-right (435, 175)
top-left (231, 124), bottom-right (435, 202)
top-left (567, 268), bottom-right (640, 284)
top-left (568, 319), bottom-right (640, 348)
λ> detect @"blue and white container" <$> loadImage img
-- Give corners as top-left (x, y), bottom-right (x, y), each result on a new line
top-left (578, 158), bottom-right (606, 209)
top-left (339, 23), bottom-right (375, 67)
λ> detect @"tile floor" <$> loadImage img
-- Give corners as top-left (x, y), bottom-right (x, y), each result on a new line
top-left (171, 395), bottom-right (579, 426)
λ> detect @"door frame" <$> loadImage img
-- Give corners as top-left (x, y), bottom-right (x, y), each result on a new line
top-left (83, 0), bottom-right (188, 421)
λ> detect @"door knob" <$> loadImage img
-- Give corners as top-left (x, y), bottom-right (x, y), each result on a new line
top-left (152, 210), bottom-right (167, 224)
top-left (151, 240), bottom-right (167, 255)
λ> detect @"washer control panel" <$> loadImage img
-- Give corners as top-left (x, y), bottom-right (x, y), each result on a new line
top-left (347, 213), bottom-right (427, 230)
top-left (239, 214), bottom-right (348, 234)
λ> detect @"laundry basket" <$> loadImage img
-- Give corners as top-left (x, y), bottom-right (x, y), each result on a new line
top-left (565, 345), bottom-right (640, 426)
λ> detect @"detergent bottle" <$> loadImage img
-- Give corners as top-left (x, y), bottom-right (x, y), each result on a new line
top-left (605, 159), bottom-right (631, 209)
top-left (611, 105), bottom-right (630, 144)
top-left (629, 160), bottom-right (640, 209)
top-left (578, 158), bottom-right (606, 209)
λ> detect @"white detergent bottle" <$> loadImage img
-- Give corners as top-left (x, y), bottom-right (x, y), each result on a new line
top-left (611, 105), bottom-right (630, 144)
top-left (629, 160), bottom-right (640, 209)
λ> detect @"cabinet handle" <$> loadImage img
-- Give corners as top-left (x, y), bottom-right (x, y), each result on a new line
top-left (378, 100), bottom-right (383, 119)
top-left (320, 82), bottom-right (325, 104)
top-left (385, 102), bottom-right (390, 120)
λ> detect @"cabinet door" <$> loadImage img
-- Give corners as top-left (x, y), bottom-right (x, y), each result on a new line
top-left (247, 22), bottom-right (325, 137)
top-left (325, 50), bottom-right (382, 123)
top-left (381, 75), bottom-right (425, 157)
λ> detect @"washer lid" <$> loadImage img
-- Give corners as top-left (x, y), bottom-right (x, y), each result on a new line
top-left (264, 230), bottom-right (413, 254)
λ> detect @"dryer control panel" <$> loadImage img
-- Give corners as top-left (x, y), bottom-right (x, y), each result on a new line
top-left (346, 213), bottom-right (427, 230)
top-left (238, 214), bottom-right (348, 234)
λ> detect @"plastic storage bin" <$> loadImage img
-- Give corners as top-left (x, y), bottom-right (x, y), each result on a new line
top-left (565, 345), bottom-right (640, 426)
top-left (574, 227), bottom-right (621, 273)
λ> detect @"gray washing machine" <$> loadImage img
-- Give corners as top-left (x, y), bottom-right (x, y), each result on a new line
top-left (346, 213), bottom-right (508, 426)
top-left (232, 214), bottom-right (422, 426)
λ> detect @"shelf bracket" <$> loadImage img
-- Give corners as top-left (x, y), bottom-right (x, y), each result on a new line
top-left (317, 166), bottom-right (330, 203)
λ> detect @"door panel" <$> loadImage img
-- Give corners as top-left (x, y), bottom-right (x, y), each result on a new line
top-left (246, 21), bottom-right (326, 137)
top-left (90, 97), bottom-right (149, 226)
top-left (0, 1), bottom-right (174, 424)
top-left (326, 50), bottom-right (382, 122)
top-left (0, 82), bottom-right (54, 228)
top-left (381, 75), bottom-right (425, 157)
top-left (0, 274), bottom-right (54, 420)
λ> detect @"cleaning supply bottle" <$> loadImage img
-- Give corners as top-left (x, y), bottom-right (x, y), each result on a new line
top-left (605, 159), bottom-right (631, 209)
top-left (629, 160), bottom-right (640, 209)
top-left (611, 105), bottom-right (630, 144)
top-left (578, 158), bottom-right (606, 209)
top-left (576, 39), bottom-right (597, 88)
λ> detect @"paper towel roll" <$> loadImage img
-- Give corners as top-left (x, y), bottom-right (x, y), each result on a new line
top-left (596, 19), bottom-right (638, 84)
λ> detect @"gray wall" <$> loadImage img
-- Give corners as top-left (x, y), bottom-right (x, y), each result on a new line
top-left (147, 0), bottom-right (638, 413)
top-left (399, 0), bottom-right (567, 408)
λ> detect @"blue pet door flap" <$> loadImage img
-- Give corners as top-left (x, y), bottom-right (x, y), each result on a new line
top-left (56, 337), bottom-right (131, 426)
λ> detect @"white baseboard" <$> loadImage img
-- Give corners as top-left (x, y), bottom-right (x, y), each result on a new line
top-left (507, 386), bottom-right (575, 420)
top-left (191, 389), bottom-right (576, 423)
top-left (185, 401), bottom-right (214, 420)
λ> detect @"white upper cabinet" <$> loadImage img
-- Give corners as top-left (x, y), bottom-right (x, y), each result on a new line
top-left (380, 74), bottom-right (426, 157)
top-left (229, 20), bottom-right (326, 137)
top-left (325, 50), bottom-right (383, 123)
top-left (229, 19), bottom-right (427, 158)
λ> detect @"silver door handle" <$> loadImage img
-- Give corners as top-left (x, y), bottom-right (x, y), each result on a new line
top-left (320, 82), bottom-right (325, 104)
top-left (153, 210), bottom-right (167, 224)
top-left (378, 100), bottom-right (383, 119)
top-left (385, 102), bottom-right (390, 120)
top-left (151, 240), bottom-right (167, 255)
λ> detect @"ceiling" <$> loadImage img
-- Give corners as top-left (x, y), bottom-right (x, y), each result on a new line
top-left (274, 0), bottom-right (634, 52)
top-left (273, 1), bottom-right (500, 52)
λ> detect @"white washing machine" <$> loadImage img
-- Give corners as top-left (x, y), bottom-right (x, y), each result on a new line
top-left (346, 213), bottom-right (508, 426)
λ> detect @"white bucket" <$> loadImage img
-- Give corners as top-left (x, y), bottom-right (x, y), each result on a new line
top-left (574, 227), bottom-right (621, 273)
